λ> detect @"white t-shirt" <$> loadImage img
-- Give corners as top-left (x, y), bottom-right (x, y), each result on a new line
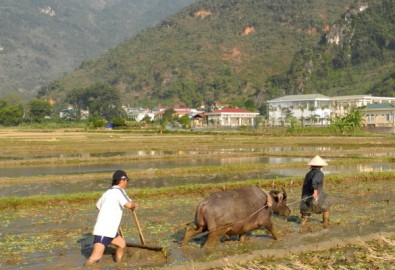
top-left (93, 186), bottom-right (132, 238)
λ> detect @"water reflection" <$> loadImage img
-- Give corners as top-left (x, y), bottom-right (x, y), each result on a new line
top-left (0, 146), bottom-right (339, 160)
top-left (0, 156), bottom-right (308, 178)
top-left (268, 163), bottom-right (395, 178)
top-left (0, 162), bottom-right (394, 198)
top-left (3, 146), bottom-right (394, 162)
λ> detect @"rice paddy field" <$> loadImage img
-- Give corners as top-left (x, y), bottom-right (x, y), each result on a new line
top-left (0, 128), bottom-right (394, 269)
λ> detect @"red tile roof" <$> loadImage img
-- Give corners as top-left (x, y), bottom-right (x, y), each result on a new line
top-left (193, 113), bottom-right (207, 118)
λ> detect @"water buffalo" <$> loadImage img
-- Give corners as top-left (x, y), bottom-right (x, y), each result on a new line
top-left (182, 186), bottom-right (291, 248)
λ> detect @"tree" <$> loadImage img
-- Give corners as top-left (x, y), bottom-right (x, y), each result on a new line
top-left (160, 108), bottom-right (176, 127)
top-left (28, 99), bottom-right (52, 123)
top-left (141, 115), bottom-right (152, 124)
top-left (87, 116), bottom-right (106, 129)
top-left (110, 117), bottom-right (127, 128)
top-left (244, 99), bottom-right (256, 112)
top-left (87, 83), bottom-right (124, 120)
top-left (1, 92), bottom-right (25, 107)
top-left (65, 83), bottom-right (125, 121)
top-left (179, 115), bottom-right (191, 129)
top-left (299, 104), bottom-right (306, 126)
top-left (0, 103), bottom-right (24, 126)
top-left (330, 107), bottom-right (363, 134)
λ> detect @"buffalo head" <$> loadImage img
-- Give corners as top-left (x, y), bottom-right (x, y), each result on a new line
top-left (269, 187), bottom-right (291, 216)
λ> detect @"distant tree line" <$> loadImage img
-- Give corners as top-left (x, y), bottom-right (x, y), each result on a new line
top-left (0, 96), bottom-right (52, 126)
top-left (0, 82), bottom-right (194, 129)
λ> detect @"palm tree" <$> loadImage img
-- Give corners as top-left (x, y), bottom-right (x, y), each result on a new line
top-left (308, 105), bottom-right (316, 125)
top-left (299, 104), bottom-right (306, 127)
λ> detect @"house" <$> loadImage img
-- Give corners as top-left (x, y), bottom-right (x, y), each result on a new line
top-left (205, 108), bottom-right (259, 127)
top-left (59, 105), bottom-right (89, 120)
top-left (331, 95), bottom-right (395, 117)
top-left (192, 113), bottom-right (207, 127)
top-left (124, 107), bottom-right (155, 122)
top-left (173, 106), bottom-right (194, 117)
top-left (153, 106), bottom-right (194, 119)
top-left (361, 103), bottom-right (395, 128)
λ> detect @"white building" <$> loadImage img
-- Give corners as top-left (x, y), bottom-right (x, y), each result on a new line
top-left (205, 108), bottom-right (259, 127)
top-left (330, 95), bottom-right (395, 117)
top-left (124, 107), bottom-right (155, 122)
top-left (267, 94), bottom-right (331, 126)
top-left (267, 94), bottom-right (395, 126)
top-left (361, 103), bottom-right (395, 128)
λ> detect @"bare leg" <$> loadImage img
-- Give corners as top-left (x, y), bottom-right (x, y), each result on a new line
top-left (322, 211), bottom-right (330, 228)
top-left (111, 235), bottom-right (126, 263)
top-left (239, 234), bottom-right (247, 242)
top-left (85, 243), bottom-right (105, 266)
top-left (300, 214), bottom-right (309, 226)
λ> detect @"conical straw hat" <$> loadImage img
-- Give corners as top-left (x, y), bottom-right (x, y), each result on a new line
top-left (307, 155), bottom-right (328, 166)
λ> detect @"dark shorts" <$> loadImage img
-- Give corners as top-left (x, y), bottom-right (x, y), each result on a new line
top-left (300, 193), bottom-right (330, 215)
top-left (93, 233), bottom-right (119, 247)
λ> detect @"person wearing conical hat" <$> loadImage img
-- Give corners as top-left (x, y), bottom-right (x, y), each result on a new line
top-left (300, 155), bottom-right (330, 227)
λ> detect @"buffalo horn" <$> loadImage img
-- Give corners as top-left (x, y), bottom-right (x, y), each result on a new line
top-left (281, 187), bottom-right (287, 198)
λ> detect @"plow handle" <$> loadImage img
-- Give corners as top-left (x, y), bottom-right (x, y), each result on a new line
top-left (132, 210), bottom-right (146, 245)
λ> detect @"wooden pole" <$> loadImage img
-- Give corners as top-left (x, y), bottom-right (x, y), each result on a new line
top-left (118, 212), bottom-right (164, 252)
top-left (132, 210), bottom-right (146, 245)
top-left (125, 242), bottom-right (162, 251)
top-left (118, 227), bottom-right (124, 238)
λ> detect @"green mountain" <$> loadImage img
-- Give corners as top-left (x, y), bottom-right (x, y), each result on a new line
top-left (267, 0), bottom-right (395, 98)
top-left (45, 0), bottom-right (380, 109)
top-left (0, 0), bottom-right (197, 99)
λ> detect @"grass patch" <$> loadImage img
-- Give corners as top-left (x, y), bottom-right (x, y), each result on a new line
top-left (1, 171), bottom-right (394, 211)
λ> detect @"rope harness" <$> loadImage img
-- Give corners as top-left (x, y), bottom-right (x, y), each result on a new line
top-left (287, 195), bottom-right (313, 206)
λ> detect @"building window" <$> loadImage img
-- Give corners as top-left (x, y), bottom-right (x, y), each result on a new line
top-left (368, 115), bottom-right (375, 123)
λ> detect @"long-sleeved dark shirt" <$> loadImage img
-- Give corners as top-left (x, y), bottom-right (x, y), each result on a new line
top-left (301, 167), bottom-right (324, 197)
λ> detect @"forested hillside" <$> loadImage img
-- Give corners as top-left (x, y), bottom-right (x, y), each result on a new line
top-left (0, 0), bottom-right (197, 98)
top-left (45, 0), bottom-right (358, 109)
top-left (266, 0), bottom-right (395, 98)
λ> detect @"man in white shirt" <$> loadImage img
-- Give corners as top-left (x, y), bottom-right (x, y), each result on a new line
top-left (85, 170), bottom-right (138, 265)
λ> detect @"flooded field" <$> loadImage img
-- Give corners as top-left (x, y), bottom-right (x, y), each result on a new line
top-left (0, 178), bottom-right (393, 269)
top-left (0, 129), bottom-right (394, 269)
top-left (1, 161), bottom-right (395, 198)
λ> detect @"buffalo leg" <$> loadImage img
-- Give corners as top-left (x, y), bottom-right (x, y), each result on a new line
top-left (263, 220), bottom-right (278, 240)
top-left (239, 234), bottom-right (247, 242)
top-left (182, 224), bottom-right (203, 245)
top-left (204, 227), bottom-right (230, 249)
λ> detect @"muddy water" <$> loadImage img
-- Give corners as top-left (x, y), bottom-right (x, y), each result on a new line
top-left (3, 145), bottom-right (394, 161)
top-left (0, 179), bottom-right (393, 269)
top-left (0, 156), bottom-right (307, 178)
top-left (1, 162), bottom-right (395, 198)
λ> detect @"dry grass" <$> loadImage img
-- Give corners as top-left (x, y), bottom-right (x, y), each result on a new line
top-left (222, 236), bottom-right (395, 270)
